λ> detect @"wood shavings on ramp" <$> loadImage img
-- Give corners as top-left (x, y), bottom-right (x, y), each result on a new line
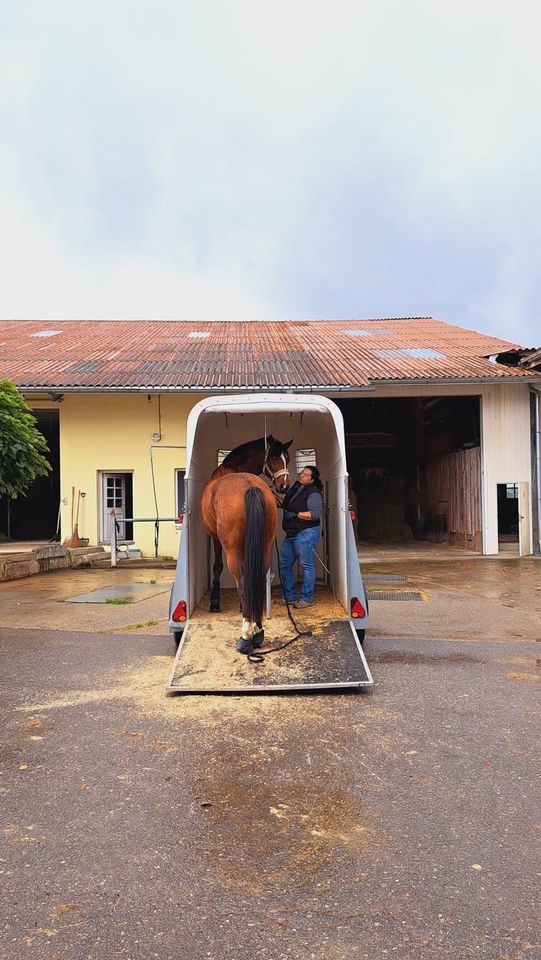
top-left (167, 588), bottom-right (372, 694)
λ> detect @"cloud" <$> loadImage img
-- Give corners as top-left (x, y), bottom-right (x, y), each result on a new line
top-left (0, 189), bottom-right (279, 319)
top-left (0, 1), bottom-right (540, 340)
top-left (467, 244), bottom-right (541, 346)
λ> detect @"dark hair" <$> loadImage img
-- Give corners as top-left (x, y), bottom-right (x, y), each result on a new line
top-left (305, 465), bottom-right (322, 491)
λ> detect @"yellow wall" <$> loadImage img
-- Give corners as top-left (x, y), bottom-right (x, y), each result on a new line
top-left (55, 393), bottom-right (200, 558)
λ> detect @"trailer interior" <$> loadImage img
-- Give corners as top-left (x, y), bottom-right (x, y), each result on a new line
top-left (185, 397), bottom-right (354, 614)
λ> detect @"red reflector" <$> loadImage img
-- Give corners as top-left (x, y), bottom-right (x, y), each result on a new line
top-left (350, 597), bottom-right (366, 619)
top-left (172, 600), bottom-right (187, 622)
top-left (349, 510), bottom-right (356, 521)
top-left (177, 513), bottom-right (184, 524)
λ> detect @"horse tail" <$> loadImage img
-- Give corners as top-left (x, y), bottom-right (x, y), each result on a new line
top-left (243, 486), bottom-right (266, 623)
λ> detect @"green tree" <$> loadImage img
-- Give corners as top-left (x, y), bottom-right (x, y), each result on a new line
top-left (0, 380), bottom-right (51, 499)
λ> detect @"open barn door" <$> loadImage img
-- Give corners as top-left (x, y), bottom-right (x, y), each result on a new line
top-left (518, 482), bottom-right (532, 555)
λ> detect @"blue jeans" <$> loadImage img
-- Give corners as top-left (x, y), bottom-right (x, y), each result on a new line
top-left (279, 527), bottom-right (321, 603)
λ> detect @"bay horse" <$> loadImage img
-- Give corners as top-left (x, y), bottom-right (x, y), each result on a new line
top-left (200, 436), bottom-right (292, 655)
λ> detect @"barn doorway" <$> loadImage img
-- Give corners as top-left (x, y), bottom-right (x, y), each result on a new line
top-left (337, 395), bottom-right (482, 553)
top-left (0, 408), bottom-right (60, 542)
top-left (497, 482), bottom-right (531, 555)
top-left (497, 483), bottom-right (519, 554)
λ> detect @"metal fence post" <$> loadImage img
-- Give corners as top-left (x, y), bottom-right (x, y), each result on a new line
top-left (110, 509), bottom-right (117, 567)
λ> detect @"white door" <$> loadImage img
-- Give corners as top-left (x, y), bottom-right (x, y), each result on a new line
top-left (518, 482), bottom-right (531, 556)
top-left (101, 474), bottom-right (126, 542)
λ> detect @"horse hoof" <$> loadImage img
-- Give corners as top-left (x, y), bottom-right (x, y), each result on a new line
top-left (209, 602), bottom-right (221, 613)
top-left (236, 636), bottom-right (254, 655)
top-left (252, 629), bottom-right (264, 648)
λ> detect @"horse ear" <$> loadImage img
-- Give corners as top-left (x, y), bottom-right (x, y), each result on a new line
top-left (267, 434), bottom-right (275, 443)
top-left (285, 439), bottom-right (293, 450)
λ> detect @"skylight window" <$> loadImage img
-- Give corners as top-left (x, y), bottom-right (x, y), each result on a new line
top-left (188, 331), bottom-right (210, 339)
top-left (344, 328), bottom-right (392, 336)
top-left (31, 330), bottom-right (62, 338)
top-left (374, 347), bottom-right (445, 359)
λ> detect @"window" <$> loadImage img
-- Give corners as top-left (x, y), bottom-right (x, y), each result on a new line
top-left (175, 469), bottom-right (186, 518)
top-left (506, 483), bottom-right (518, 500)
top-left (295, 448), bottom-right (317, 473)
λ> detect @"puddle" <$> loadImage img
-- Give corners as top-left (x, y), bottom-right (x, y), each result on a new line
top-left (66, 581), bottom-right (173, 604)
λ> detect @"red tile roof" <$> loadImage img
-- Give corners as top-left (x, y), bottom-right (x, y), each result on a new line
top-left (0, 318), bottom-right (538, 391)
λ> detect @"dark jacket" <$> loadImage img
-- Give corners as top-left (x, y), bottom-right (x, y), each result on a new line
top-left (281, 482), bottom-right (322, 537)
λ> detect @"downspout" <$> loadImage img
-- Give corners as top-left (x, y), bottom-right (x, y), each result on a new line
top-left (533, 387), bottom-right (541, 555)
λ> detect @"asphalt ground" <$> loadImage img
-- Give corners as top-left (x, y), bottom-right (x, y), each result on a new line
top-left (1, 559), bottom-right (540, 960)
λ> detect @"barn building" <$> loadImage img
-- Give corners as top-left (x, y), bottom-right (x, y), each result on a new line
top-left (1, 317), bottom-right (540, 558)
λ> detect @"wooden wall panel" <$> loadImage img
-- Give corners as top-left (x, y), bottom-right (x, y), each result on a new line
top-left (423, 447), bottom-right (482, 551)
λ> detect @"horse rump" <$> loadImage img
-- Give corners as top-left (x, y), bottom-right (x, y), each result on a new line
top-left (242, 485), bottom-right (267, 623)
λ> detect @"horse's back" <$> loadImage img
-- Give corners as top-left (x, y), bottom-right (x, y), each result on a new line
top-left (201, 472), bottom-right (277, 542)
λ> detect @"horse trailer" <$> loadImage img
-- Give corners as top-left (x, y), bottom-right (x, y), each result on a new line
top-left (167, 394), bottom-right (373, 693)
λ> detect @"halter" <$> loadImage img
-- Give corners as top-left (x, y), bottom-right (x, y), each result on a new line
top-left (263, 445), bottom-right (289, 486)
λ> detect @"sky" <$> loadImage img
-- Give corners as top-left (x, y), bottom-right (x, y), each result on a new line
top-left (1, 0), bottom-right (540, 345)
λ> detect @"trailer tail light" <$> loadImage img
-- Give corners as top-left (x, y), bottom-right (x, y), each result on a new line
top-left (172, 600), bottom-right (187, 622)
top-left (177, 513), bottom-right (184, 524)
top-left (350, 597), bottom-right (366, 619)
top-left (349, 510), bottom-right (356, 521)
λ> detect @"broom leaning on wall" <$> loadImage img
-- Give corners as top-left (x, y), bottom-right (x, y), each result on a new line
top-left (63, 487), bottom-right (85, 548)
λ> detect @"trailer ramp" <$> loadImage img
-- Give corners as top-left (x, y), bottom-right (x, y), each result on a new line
top-left (167, 589), bottom-right (373, 694)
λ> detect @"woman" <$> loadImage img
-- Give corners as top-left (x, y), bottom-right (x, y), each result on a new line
top-left (278, 465), bottom-right (323, 608)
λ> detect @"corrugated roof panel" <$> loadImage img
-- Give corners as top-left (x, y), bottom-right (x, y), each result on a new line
top-left (69, 359), bottom-right (106, 372)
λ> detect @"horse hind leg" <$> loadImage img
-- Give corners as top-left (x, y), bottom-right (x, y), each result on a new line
top-left (236, 573), bottom-right (263, 651)
top-left (236, 618), bottom-right (264, 655)
top-left (236, 617), bottom-right (257, 655)
top-left (252, 620), bottom-right (264, 648)
top-left (237, 574), bottom-right (244, 612)
top-left (210, 538), bottom-right (224, 612)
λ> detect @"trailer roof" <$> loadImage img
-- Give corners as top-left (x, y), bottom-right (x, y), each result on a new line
top-left (186, 393), bottom-right (347, 466)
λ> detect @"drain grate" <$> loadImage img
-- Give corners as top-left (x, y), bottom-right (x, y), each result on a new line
top-left (364, 574), bottom-right (407, 583)
top-left (367, 590), bottom-right (424, 601)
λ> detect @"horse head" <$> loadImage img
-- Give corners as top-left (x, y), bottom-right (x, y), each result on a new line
top-left (263, 435), bottom-right (293, 493)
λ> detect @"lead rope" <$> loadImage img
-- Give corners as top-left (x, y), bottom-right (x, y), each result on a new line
top-left (247, 539), bottom-right (313, 663)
